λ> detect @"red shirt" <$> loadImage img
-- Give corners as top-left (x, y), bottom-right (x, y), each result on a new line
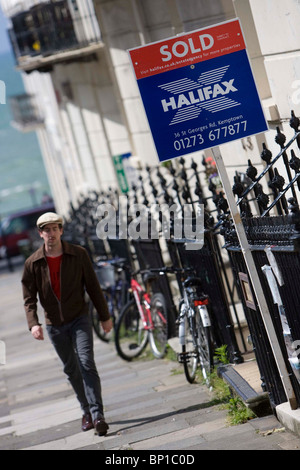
top-left (46, 255), bottom-right (62, 300)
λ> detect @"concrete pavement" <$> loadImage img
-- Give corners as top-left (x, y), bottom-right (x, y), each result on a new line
top-left (1, 262), bottom-right (300, 451)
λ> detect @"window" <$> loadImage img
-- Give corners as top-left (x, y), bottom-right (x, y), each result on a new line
top-left (4, 217), bottom-right (28, 235)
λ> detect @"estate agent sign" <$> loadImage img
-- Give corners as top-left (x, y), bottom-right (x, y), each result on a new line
top-left (129, 19), bottom-right (268, 162)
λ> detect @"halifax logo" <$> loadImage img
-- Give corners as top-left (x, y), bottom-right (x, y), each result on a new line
top-left (158, 65), bottom-right (241, 126)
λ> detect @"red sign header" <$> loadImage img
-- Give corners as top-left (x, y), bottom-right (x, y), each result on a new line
top-left (129, 19), bottom-right (245, 80)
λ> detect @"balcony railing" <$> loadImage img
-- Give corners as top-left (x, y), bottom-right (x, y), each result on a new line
top-left (8, 0), bottom-right (102, 70)
top-left (9, 94), bottom-right (44, 132)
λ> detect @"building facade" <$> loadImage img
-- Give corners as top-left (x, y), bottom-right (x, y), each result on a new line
top-left (1, 0), bottom-right (300, 215)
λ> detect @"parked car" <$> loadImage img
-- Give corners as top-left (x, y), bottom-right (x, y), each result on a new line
top-left (0, 203), bottom-right (55, 258)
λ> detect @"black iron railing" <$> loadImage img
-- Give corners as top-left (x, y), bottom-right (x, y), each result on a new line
top-left (61, 154), bottom-right (245, 366)
top-left (214, 110), bottom-right (300, 409)
top-left (232, 111), bottom-right (300, 219)
top-left (66, 111), bottom-right (300, 410)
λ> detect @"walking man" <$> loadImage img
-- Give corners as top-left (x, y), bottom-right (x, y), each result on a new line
top-left (21, 212), bottom-right (112, 436)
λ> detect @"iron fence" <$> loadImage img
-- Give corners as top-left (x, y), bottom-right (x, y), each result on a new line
top-left (217, 110), bottom-right (300, 409)
top-left (61, 110), bottom-right (300, 411)
top-left (63, 152), bottom-right (246, 366)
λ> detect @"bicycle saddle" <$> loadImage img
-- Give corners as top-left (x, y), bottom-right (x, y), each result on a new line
top-left (109, 258), bottom-right (127, 268)
top-left (142, 271), bottom-right (158, 283)
top-left (183, 276), bottom-right (202, 288)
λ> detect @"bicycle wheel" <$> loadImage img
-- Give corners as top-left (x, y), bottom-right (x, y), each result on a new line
top-left (115, 298), bottom-right (148, 361)
top-left (149, 293), bottom-right (168, 359)
top-left (89, 299), bottom-right (113, 343)
top-left (179, 301), bottom-right (199, 384)
top-left (89, 289), bottom-right (119, 342)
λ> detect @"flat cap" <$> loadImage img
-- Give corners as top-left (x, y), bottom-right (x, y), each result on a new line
top-left (37, 212), bottom-right (63, 229)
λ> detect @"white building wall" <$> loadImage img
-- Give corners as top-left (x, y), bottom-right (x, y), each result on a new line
top-left (67, 0), bottom-right (101, 43)
top-left (21, 70), bottom-right (76, 215)
top-left (51, 49), bottom-right (130, 194)
top-left (1, 0), bottom-right (43, 16)
top-left (248, 0), bottom-right (300, 120)
top-left (92, 0), bottom-right (300, 194)
top-left (93, 0), bottom-right (160, 166)
top-left (4, 0), bottom-right (300, 212)
top-left (1, 0), bottom-right (131, 213)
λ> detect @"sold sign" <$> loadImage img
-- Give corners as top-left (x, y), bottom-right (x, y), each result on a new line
top-left (130, 19), bottom-right (245, 80)
top-left (159, 33), bottom-right (214, 62)
top-left (129, 19), bottom-right (267, 162)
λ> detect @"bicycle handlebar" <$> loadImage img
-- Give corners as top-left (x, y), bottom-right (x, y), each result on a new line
top-left (140, 266), bottom-right (194, 276)
top-left (95, 257), bottom-right (195, 279)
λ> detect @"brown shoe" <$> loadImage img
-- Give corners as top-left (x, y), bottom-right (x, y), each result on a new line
top-left (94, 417), bottom-right (109, 436)
top-left (82, 413), bottom-right (94, 432)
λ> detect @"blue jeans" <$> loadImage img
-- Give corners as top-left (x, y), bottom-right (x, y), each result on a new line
top-left (46, 315), bottom-right (104, 421)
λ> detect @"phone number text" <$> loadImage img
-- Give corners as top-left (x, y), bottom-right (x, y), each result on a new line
top-left (173, 120), bottom-right (247, 151)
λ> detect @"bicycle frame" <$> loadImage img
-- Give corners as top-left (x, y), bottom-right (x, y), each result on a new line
top-left (179, 287), bottom-right (211, 347)
top-left (130, 278), bottom-right (167, 331)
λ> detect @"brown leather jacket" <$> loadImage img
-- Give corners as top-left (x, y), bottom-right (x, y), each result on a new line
top-left (21, 241), bottom-right (110, 330)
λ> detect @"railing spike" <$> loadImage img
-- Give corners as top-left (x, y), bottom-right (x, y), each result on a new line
top-left (290, 110), bottom-right (300, 132)
top-left (261, 143), bottom-right (272, 164)
top-left (275, 127), bottom-right (286, 148)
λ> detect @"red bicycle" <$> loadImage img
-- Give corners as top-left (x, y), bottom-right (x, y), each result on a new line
top-left (114, 269), bottom-right (169, 361)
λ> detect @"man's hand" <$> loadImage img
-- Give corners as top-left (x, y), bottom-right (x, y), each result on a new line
top-left (101, 318), bottom-right (113, 334)
top-left (31, 325), bottom-right (44, 341)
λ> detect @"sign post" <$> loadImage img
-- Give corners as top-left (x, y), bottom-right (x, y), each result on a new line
top-left (113, 154), bottom-right (130, 194)
top-left (129, 18), bottom-right (297, 408)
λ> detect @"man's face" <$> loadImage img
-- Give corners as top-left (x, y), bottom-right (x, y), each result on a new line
top-left (39, 223), bottom-right (63, 248)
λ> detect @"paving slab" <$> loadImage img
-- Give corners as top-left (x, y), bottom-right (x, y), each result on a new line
top-left (1, 267), bottom-right (300, 452)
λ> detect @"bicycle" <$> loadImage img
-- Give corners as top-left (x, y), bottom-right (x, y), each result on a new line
top-left (176, 269), bottom-right (214, 384)
top-left (114, 267), bottom-right (169, 361)
top-left (89, 258), bottom-right (130, 342)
